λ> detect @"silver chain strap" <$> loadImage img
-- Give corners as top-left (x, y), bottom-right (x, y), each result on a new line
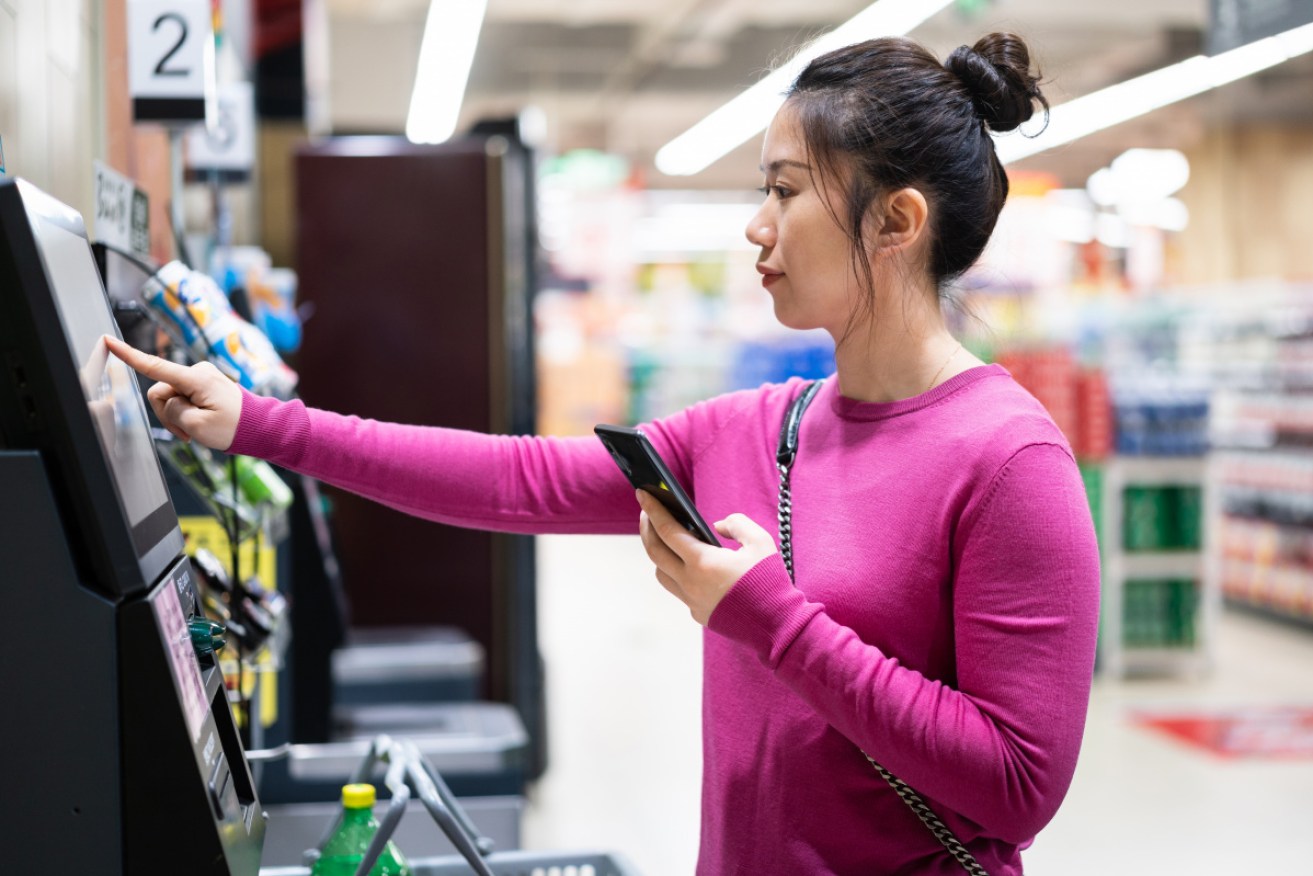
top-left (777, 460), bottom-right (798, 580)
top-left (776, 384), bottom-right (989, 876)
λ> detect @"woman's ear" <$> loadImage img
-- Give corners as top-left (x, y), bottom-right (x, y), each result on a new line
top-left (871, 187), bottom-right (930, 255)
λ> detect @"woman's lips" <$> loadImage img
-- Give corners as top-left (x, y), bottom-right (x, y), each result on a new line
top-left (757, 265), bottom-right (782, 288)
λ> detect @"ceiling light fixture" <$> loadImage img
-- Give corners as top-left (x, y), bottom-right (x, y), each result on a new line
top-left (655, 0), bottom-right (954, 177)
top-left (406, 0), bottom-right (488, 145)
top-left (996, 21), bottom-right (1313, 165)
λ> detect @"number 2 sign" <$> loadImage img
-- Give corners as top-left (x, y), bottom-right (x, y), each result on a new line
top-left (128, 0), bottom-right (216, 124)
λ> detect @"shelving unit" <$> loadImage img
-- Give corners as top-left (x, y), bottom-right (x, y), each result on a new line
top-left (1098, 455), bottom-right (1217, 678)
top-left (1180, 287), bottom-right (1313, 628)
top-left (1212, 449), bottom-right (1313, 626)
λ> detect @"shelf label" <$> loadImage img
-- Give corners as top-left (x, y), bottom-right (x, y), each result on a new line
top-left (92, 162), bottom-right (151, 258)
top-left (128, 0), bottom-right (216, 124)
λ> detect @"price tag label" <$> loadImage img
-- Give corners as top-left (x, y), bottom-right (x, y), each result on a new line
top-left (187, 81), bottom-right (255, 175)
top-left (127, 0), bottom-right (215, 123)
top-left (93, 162), bottom-right (151, 258)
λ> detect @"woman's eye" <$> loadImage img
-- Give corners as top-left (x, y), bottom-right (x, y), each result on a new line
top-left (756, 184), bottom-right (793, 199)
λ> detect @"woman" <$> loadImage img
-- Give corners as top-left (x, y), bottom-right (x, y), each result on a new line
top-left (109, 31), bottom-right (1099, 875)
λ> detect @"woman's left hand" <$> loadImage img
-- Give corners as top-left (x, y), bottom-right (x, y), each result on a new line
top-left (636, 490), bottom-right (778, 625)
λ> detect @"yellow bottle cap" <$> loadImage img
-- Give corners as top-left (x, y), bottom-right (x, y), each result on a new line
top-left (341, 783), bottom-right (376, 809)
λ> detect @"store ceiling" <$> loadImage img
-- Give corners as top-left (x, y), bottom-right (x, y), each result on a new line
top-left (323, 0), bottom-right (1313, 189)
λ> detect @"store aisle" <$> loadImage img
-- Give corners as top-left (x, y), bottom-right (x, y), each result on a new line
top-left (523, 534), bottom-right (703, 875)
top-left (524, 534), bottom-right (1313, 875)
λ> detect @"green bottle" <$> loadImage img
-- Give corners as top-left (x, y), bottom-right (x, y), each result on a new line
top-left (311, 783), bottom-right (413, 876)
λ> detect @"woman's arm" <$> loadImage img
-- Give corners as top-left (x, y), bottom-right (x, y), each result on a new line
top-left (230, 391), bottom-right (642, 535)
top-left (706, 441), bottom-right (1101, 842)
top-left (105, 334), bottom-right (673, 535)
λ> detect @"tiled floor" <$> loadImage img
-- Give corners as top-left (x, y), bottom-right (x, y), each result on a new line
top-left (522, 534), bottom-right (1313, 875)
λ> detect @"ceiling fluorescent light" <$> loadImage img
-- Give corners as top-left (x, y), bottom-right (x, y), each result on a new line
top-left (996, 21), bottom-right (1313, 165)
top-left (655, 0), bottom-right (954, 177)
top-left (406, 0), bottom-right (488, 145)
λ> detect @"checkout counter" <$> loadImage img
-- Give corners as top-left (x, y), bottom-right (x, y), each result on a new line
top-left (0, 178), bottom-right (264, 873)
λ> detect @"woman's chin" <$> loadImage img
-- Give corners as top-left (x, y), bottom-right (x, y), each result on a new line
top-left (771, 304), bottom-right (823, 333)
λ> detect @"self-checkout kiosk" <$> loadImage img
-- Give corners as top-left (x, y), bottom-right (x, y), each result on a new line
top-left (0, 178), bottom-right (265, 873)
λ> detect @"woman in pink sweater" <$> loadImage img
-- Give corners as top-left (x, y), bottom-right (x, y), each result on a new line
top-left (110, 31), bottom-right (1098, 876)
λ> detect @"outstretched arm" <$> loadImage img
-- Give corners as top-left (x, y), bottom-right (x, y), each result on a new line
top-left (107, 334), bottom-right (652, 535)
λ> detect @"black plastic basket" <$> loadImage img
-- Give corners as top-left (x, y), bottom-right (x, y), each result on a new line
top-left (259, 734), bottom-right (640, 876)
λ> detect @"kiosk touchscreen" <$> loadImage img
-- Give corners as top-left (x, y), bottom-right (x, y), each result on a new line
top-left (0, 180), bottom-right (182, 594)
top-left (0, 178), bottom-right (265, 874)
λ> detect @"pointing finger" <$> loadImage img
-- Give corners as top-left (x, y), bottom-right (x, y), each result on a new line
top-left (103, 335), bottom-right (202, 394)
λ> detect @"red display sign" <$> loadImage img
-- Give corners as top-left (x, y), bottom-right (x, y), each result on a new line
top-left (1135, 706), bottom-right (1313, 758)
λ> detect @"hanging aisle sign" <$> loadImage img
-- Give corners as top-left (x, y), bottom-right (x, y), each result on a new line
top-left (1208, 0), bottom-right (1313, 54)
top-left (127, 0), bottom-right (217, 124)
top-left (187, 81), bottom-right (256, 178)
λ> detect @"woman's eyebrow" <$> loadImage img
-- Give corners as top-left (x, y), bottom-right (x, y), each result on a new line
top-left (760, 159), bottom-right (813, 173)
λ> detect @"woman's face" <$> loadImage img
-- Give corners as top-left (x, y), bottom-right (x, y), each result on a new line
top-left (746, 102), bottom-right (864, 335)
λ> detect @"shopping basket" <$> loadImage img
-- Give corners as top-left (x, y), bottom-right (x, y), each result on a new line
top-left (258, 733), bottom-right (640, 876)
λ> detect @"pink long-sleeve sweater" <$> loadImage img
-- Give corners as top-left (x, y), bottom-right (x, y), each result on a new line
top-left (230, 364), bottom-right (1100, 875)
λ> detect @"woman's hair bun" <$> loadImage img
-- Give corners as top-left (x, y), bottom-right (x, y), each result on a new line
top-left (945, 32), bottom-right (1048, 133)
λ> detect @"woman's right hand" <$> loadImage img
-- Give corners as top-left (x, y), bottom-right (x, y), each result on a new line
top-left (103, 335), bottom-right (242, 451)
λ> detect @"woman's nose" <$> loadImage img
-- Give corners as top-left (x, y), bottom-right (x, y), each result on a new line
top-left (746, 209), bottom-right (775, 248)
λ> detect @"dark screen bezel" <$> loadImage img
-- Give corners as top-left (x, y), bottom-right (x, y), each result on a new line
top-left (0, 179), bottom-right (182, 595)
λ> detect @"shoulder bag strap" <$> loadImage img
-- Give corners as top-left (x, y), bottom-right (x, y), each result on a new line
top-left (775, 380), bottom-right (990, 876)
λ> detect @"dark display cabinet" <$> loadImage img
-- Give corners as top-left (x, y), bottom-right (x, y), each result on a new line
top-left (294, 132), bottom-right (544, 775)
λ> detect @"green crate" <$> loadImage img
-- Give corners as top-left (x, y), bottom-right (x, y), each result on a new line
top-left (1172, 486), bottom-right (1204, 550)
top-left (1170, 578), bottom-right (1199, 646)
top-left (1079, 463), bottom-right (1104, 553)
top-left (1124, 578), bottom-right (1198, 648)
top-left (1123, 486), bottom-right (1169, 552)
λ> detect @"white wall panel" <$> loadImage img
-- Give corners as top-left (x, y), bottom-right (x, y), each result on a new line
top-left (12, 0), bottom-right (52, 187)
top-left (47, 56), bottom-right (81, 210)
top-left (0, 7), bottom-right (17, 160)
top-left (0, 0), bottom-right (100, 219)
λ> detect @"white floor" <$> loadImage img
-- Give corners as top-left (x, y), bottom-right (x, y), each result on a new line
top-left (521, 534), bottom-right (1313, 875)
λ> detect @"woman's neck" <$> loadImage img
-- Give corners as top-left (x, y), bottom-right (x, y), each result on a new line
top-left (828, 292), bottom-right (978, 404)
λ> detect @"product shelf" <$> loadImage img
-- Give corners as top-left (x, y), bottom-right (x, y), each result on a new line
top-left (1185, 291), bottom-right (1313, 629)
top-left (1119, 552), bottom-right (1204, 579)
top-left (1098, 455), bottom-right (1216, 679)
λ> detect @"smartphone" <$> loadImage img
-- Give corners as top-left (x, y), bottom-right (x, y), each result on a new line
top-left (594, 424), bottom-right (720, 546)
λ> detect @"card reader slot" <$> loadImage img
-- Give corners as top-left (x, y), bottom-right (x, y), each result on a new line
top-left (210, 687), bottom-right (256, 807)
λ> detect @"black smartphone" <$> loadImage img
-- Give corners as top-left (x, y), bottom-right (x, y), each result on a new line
top-left (594, 424), bottom-right (720, 545)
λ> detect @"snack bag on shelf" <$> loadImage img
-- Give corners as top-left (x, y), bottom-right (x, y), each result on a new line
top-left (142, 260), bottom-right (298, 398)
top-left (215, 247), bottom-right (303, 354)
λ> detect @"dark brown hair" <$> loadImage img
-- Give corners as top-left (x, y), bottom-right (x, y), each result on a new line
top-left (786, 32), bottom-right (1047, 301)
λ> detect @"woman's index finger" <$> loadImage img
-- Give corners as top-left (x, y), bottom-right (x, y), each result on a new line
top-left (102, 335), bottom-right (200, 393)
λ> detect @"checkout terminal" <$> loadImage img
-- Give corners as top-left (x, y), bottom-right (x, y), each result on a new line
top-left (0, 178), bottom-right (265, 873)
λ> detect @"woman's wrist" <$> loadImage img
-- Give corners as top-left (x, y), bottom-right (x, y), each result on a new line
top-left (708, 553), bottom-right (823, 669)
top-left (226, 389), bottom-right (311, 466)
